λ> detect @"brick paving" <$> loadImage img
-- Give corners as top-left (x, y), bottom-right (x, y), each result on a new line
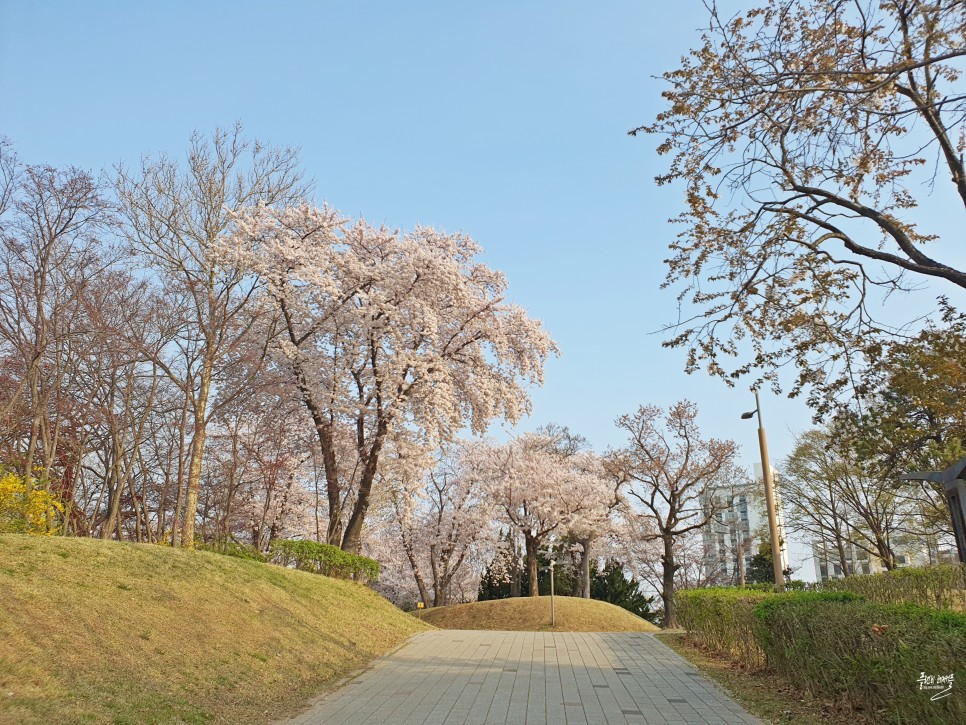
top-left (281, 631), bottom-right (760, 724)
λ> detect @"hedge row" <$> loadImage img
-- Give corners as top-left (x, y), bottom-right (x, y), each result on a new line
top-left (676, 588), bottom-right (770, 667)
top-left (198, 540), bottom-right (268, 562)
top-left (270, 539), bottom-right (380, 583)
top-left (677, 588), bottom-right (966, 723)
top-left (822, 563), bottom-right (966, 609)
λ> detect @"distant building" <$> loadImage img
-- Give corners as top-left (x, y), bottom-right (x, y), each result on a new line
top-left (812, 541), bottom-right (882, 581)
top-left (701, 469), bottom-right (789, 583)
top-left (812, 538), bottom-right (958, 583)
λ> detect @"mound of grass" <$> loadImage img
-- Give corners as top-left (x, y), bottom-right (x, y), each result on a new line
top-left (416, 595), bottom-right (660, 632)
top-left (0, 535), bottom-right (429, 724)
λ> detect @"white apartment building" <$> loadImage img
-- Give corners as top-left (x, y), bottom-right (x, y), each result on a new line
top-left (812, 538), bottom-right (957, 583)
top-left (701, 466), bottom-right (789, 583)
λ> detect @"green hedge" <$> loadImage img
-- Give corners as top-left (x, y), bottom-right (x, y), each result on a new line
top-left (198, 540), bottom-right (268, 562)
top-left (270, 539), bottom-right (379, 583)
top-left (676, 588), bottom-right (771, 668)
top-left (822, 564), bottom-right (966, 609)
top-left (677, 587), bottom-right (966, 723)
top-left (755, 595), bottom-right (965, 723)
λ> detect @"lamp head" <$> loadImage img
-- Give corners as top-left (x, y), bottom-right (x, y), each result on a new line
top-left (740, 410), bottom-right (757, 420)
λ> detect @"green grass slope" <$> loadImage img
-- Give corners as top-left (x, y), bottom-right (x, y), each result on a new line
top-left (415, 595), bottom-right (660, 632)
top-left (0, 535), bottom-right (429, 724)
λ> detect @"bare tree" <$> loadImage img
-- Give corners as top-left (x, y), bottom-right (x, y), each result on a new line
top-left (634, 0), bottom-right (966, 413)
top-left (0, 147), bottom-right (116, 499)
top-left (115, 124), bottom-right (308, 546)
top-left (614, 401), bottom-right (739, 628)
top-left (783, 426), bottom-right (912, 571)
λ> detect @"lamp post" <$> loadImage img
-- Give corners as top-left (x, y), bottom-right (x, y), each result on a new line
top-left (549, 558), bottom-right (556, 627)
top-left (741, 390), bottom-right (785, 591)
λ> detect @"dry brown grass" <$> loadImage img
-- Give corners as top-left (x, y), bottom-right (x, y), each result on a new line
top-left (0, 535), bottom-right (430, 724)
top-left (415, 595), bottom-right (660, 632)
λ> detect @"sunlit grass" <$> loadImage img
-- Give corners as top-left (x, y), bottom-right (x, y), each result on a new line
top-left (0, 535), bottom-right (429, 724)
top-left (415, 595), bottom-right (659, 632)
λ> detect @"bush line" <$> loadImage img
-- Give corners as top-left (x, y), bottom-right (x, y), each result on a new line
top-left (822, 563), bottom-right (966, 610)
top-left (677, 579), bottom-right (966, 723)
top-left (269, 539), bottom-right (380, 583)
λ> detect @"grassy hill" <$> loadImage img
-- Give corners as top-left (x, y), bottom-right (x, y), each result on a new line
top-left (0, 535), bottom-right (429, 724)
top-left (415, 595), bottom-right (660, 632)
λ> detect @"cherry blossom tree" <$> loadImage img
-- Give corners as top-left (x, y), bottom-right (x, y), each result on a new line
top-left (478, 434), bottom-right (612, 596)
top-left (388, 446), bottom-right (497, 607)
top-left (532, 426), bottom-right (621, 599)
top-left (566, 460), bottom-right (622, 599)
top-left (224, 204), bottom-right (557, 552)
top-left (613, 401), bottom-right (739, 628)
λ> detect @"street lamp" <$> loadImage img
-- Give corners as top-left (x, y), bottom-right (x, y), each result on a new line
top-left (549, 558), bottom-right (556, 627)
top-left (741, 390), bottom-right (785, 591)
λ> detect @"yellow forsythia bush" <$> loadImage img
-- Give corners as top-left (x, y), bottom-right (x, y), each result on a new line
top-left (0, 469), bottom-right (63, 534)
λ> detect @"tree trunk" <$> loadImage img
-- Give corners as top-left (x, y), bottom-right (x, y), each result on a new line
top-left (295, 375), bottom-right (343, 547)
top-left (341, 420), bottom-right (389, 554)
top-left (100, 444), bottom-right (123, 540)
top-left (21, 356), bottom-right (44, 485)
top-left (835, 533), bottom-right (851, 576)
top-left (431, 546), bottom-right (446, 608)
top-left (877, 537), bottom-right (897, 571)
top-left (661, 536), bottom-right (679, 628)
top-left (525, 535), bottom-right (540, 597)
top-left (168, 394), bottom-right (190, 547)
top-left (510, 559), bottom-right (521, 598)
top-left (401, 535), bottom-right (432, 608)
top-left (181, 359), bottom-right (213, 548)
top-left (570, 548), bottom-right (582, 597)
top-left (736, 538), bottom-right (746, 587)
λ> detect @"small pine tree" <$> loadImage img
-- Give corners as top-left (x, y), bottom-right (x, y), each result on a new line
top-left (590, 559), bottom-right (657, 622)
top-left (478, 560), bottom-right (512, 600)
top-left (747, 542), bottom-right (793, 584)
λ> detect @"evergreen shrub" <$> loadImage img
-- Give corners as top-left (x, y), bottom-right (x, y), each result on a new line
top-left (754, 594), bottom-right (965, 723)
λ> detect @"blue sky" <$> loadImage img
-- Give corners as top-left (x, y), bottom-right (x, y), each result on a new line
top-left (0, 0), bottom-right (905, 550)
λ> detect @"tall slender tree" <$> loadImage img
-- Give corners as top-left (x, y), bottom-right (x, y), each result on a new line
top-left (116, 125), bottom-right (308, 546)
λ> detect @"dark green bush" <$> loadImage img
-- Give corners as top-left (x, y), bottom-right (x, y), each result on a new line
top-left (270, 539), bottom-right (379, 583)
top-left (754, 595), bottom-right (966, 724)
top-left (590, 559), bottom-right (657, 622)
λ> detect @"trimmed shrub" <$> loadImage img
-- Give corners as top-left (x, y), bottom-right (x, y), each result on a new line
top-left (199, 540), bottom-right (267, 563)
top-left (676, 588), bottom-right (771, 668)
top-left (823, 564), bottom-right (966, 610)
top-left (270, 539), bottom-right (379, 583)
top-left (754, 595), bottom-right (966, 724)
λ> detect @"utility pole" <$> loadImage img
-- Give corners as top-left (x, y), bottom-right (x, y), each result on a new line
top-left (742, 391), bottom-right (785, 591)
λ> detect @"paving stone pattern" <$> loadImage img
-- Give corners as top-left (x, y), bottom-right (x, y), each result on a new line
top-left (282, 631), bottom-right (760, 724)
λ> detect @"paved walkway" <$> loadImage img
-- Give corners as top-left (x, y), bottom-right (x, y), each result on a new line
top-left (282, 631), bottom-right (760, 724)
